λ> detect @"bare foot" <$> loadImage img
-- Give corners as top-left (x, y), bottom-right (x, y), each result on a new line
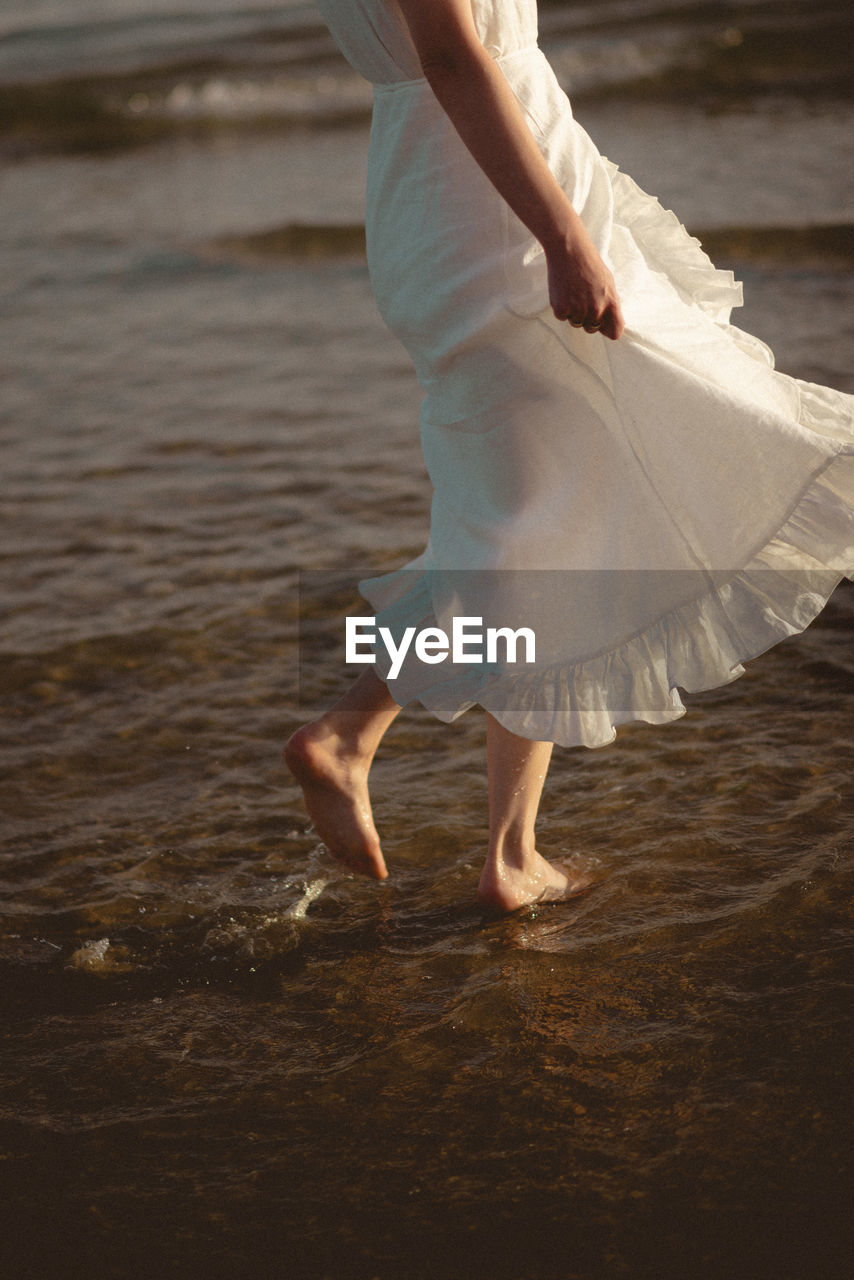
top-left (476, 852), bottom-right (594, 914)
top-left (284, 722), bottom-right (388, 880)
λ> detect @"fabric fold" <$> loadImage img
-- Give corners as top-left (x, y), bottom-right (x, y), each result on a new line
top-left (361, 453), bottom-right (854, 749)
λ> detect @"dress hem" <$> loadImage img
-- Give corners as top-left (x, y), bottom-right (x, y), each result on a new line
top-left (362, 442), bottom-right (854, 748)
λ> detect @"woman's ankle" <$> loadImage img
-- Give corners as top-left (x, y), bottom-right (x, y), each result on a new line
top-left (486, 828), bottom-right (538, 871)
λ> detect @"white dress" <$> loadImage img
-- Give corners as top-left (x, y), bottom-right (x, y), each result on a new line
top-left (316, 0), bottom-right (854, 747)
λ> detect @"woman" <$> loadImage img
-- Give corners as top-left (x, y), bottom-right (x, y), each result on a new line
top-left (286, 0), bottom-right (854, 912)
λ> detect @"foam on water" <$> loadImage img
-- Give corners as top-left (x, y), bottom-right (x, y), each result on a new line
top-left (1, 0), bottom-right (851, 156)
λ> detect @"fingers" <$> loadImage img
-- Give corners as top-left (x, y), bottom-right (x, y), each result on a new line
top-left (555, 310), bottom-right (599, 331)
top-left (556, 302), bottom-right (624, 341)
top-left (598, 302), bottom-right (625, 341)
top-left (547, 255), bottom-right (625, 340)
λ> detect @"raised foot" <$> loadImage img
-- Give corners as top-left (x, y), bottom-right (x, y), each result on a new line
top-left (476, 852), bottom-right (594, 914)
top-left (284, 722), bottom-right (388, 881)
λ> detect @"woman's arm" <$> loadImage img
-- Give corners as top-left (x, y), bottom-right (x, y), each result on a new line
top-left (394, 0), bottom-right (624, 339)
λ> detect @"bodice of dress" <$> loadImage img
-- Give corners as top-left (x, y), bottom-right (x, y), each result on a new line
top-left (315, 0), bottom-right (539, 85)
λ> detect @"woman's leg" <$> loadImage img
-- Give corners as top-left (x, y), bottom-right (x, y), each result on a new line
top-left (477, 713), bottom-right (590, 911)
top-left (284, 668), bottom-right (401, 879)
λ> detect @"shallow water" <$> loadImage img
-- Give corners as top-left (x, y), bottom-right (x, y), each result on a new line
top-left (2, 2), bottom-right (853, 1277)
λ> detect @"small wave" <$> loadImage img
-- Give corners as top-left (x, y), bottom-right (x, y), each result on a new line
top-left (0, 6), bottom-right (337, 85)
top-left (203, 220), bottom-right (854, 267)
top-left (0, 6), bottom-right (368, 157)
top-left (696, 224), bottom-right (854, 268)
top-left (0, 66), bottom-right (372, 157)
top-left (208, 222), bottom-right (367, 262)
top-left (67, 936), bottom-right (134, 974)
top-left (275, 874), bottom-right (330, 921)
top-left (541, 0), bottom-right (854, 102)
top-left (120, 69), bottom-right (372, 125)
top-left (2, 2), bottom-right (850, 156)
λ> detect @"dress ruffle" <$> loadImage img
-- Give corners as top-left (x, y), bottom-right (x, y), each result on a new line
top-left (605, 162), bottom-right (745, 327)
top-left (362, 448), bottom-right (854, 748)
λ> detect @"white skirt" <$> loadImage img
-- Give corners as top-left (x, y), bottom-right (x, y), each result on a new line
top-left (358, 47), bottom-right (854, 747)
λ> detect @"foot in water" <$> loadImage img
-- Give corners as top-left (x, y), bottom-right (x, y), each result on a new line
top-left (284, 722), bottom-right (388, 880)
top-left (476, 851), bottom-right (594, 914)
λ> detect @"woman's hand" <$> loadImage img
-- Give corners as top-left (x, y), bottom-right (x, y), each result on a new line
top-left (546, 224), bottom-right (625, 340)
